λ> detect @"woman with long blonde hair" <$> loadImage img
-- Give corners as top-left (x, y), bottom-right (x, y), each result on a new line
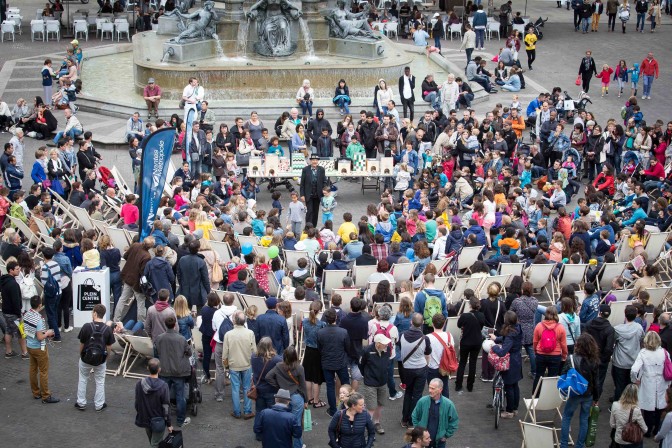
top-left (194, 210), bottom-right (214, 240)
top-left (610, 383), bottom-right (647, 445)
top-left (174, 295), bottom-right (194, 341)
top-left (198, 239), bottom-right (224, 290)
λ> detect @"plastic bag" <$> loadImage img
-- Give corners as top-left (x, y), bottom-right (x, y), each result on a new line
top-left (575, 75), bottom-right (582, 86)
top-left (585, 405), bottom-right (599, 446)
top-left (303, 408), bottom-right (313, 432)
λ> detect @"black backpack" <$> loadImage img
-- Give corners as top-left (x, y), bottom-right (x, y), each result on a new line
top-left (217, 314), bottom-right (234, 342)
top-left (81, 322), bottom-right (108, 366)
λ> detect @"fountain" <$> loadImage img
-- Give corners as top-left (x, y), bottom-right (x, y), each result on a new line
top-left (79, 0), bottom-right (455, 109)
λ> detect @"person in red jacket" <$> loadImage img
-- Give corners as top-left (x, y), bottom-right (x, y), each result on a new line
top-left (641, 157), bottom-right (666, 191)
top-left (593, 163), bottom-right (615, 195)
top-left (639, 52), bottom-right (659, 99)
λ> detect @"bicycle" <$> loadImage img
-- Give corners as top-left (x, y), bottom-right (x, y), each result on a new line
top-left (492, 370), bottom-right (505, 429)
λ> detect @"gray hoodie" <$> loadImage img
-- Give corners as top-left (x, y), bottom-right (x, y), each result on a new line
top-left (612, 322), bottom-right (644, 369)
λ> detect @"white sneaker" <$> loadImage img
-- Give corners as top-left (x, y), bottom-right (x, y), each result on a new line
top-left (642, 95), bottom-right (647, 99)
top-left (180, 417), bottom-right (191, 427)
top-left (64, 327), bottom-right (73, 333)
top-left (389, 391), bottom-right (403, 400)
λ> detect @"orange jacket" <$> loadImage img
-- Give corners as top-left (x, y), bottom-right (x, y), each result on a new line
top-left (533, 320), bottom-right (568, 359)
top-left (509, 116), bottom-right (525, 139)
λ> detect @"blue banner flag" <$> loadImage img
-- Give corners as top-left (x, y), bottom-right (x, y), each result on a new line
top-left (139, 127), bottom-right (174, 240)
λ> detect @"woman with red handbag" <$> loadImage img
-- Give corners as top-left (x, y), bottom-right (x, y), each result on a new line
top-left (489, 311), bottom-right (523, 419)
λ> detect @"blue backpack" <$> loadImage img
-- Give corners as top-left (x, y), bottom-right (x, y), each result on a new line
top-left (217, 314), bottom-right (234, 342)
top-left (43, 265), bottom-right (61, 298)
top-left (558, 355), bottom-right (588, 400)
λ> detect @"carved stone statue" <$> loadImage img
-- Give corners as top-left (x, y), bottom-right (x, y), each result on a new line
top-left (246, 0), bottom-right (302, 57)
top-left (165, 0), bottom-right (219, 43)
top-left (325, 0), bottom-right (381, 40)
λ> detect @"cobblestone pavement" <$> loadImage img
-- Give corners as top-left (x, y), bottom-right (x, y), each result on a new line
top-left (0, 1), bottom-right (670, 446)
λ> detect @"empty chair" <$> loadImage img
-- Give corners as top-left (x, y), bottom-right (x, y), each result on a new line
top-left (487, 21), bottom-right (500, 39)
top-left (448, 23), bottom-right (462, 40)
top-left (31, 19), bottom-right (45, 41)
top-left (45, 19), bottom-right (60, 41)
top-left (523, 376), bottom-right (563, 424)
top-left (1, 21), bottom-right (15, 42)
top-left (8, 15), bottom-right (22, 34)
top-left (520, 421), bottom-right (558, 448)
top-left (74, 19), bottom-right (88, 41)
top-left (101, 21), bottom-right (114, 40)
top-left (116, 20), bottom-right (130, 41)
top-left (96, 18), bottom-right (107, 37)
top-left (512, 23), bottom-right (526, 35)
top-left (384, 22), bottom-right (398, 40)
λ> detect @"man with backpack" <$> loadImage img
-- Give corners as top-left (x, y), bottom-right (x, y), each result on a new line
top-left (75, 304), bottom-right (114, 412)
top-left (40, 247), bottom-right (64, 343)
top-left (427, 314), bottom-right (457, 399)
top-left (212, 292), bottom-right (238, 402)
top-left (413, 273), bottom-right (448, 334)
top-left (359, 333), bottom-right (393, 435)
top-left (400, 313), bottom-right (432, 429)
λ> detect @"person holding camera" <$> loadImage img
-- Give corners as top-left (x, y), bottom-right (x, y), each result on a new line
top-left (296, 79), bottom-right (314, 118)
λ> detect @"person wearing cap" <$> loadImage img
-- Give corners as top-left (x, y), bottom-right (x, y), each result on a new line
top-left (176, 238), bottom-right (210, 309)
top-left (254, 388), bottom-right (303, 448)
top-left (70, 39), bottom-right (83, 72)
top-left (299, 154), bottom-right (327, 227)
top-left (255, 297), bottom-right (289, 355)
top-left (584, 304), bottom-right (615, 399)
top-left (359, 331), bottom-right (393, 435)
top-left (143, 78), bottom-right (162, 120)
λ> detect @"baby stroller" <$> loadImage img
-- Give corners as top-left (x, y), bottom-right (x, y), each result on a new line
top-left (557, 91), bottom-right (592, 121)
top-left (561, 147), bottom-right (582, 179)
top-left (98, 166), bottom-right (117, 189)
top-left (622, 150), bottom-right (641, 177)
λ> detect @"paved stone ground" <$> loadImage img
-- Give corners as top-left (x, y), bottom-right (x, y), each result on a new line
top-left (0, 1), bottom-right (670, 446)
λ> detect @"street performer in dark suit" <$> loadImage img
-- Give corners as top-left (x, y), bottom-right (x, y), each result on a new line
top-left (300, 154), bottom-right (327, 227)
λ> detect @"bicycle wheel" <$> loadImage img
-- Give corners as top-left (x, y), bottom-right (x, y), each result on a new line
top-left (494, 386), bottom-right (501, 428)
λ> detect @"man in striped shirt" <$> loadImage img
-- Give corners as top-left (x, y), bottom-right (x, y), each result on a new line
top-left (40, 247), bottom-right (64, 342)
top-left (23, 295), bottom-right (60, 403)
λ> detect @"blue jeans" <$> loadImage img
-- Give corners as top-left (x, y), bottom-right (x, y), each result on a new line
top-left (581, 17), bottom-right (590, 32)
top-left (560, 394), bottom-right (592, 448)
top-left (424, 92), bottom-right (441, 111)
top-left (300, 100), bottom-right (313, 117)
top-left (123, 320), bottom-right (145, 333)
top-left (636, 12), bottom-right (646, 30)
top-left (434, 35), bottom-right (441, 50)
top-left (643, 75), bottom-right (654, 97)
top-left (110, 270), bottom-right (122, 308)
top-left (523, 344), bottom-right (536, 376)
top-left (335, 97), bottom-right (350, 113)
top-left (323, 365), bottom-right (350, 414)
top-left (290, 393), bottom-right (305, 448)
top-left (465, 47), bottom-right (473, 64)
top-left (322, 212), bottom-right (332, 224)
top-left (229, 368), bottom-right (252, 416)
top-left (475, 28), bottom-right (485, 48)
top-left (254, 390), bottom-right (276, 440)
top-left (53, 127), bottom-right (83, 144)
top-left (44, 293), bottom-right (61, 339)
top-left (387, 359), bottom-right (397, 396)
top-left (162, 376), bottom-right (186, 425)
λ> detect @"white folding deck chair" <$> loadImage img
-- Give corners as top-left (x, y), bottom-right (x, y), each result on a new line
top-left (522, 376), bottom-right (563, 424)
top-left (616, 238), bottom-right (633, 262)
top-left (499, 263), bottom-right (525, 287)
top-left (106, 226), bottom-right (131, 251)
top-left (430, 259), bottom-right (449, 276)
top-left (111, 166), bottom-right (133, 197)
top-left (208, 229), bottom-right (227, 242)
top-left (106, 333), bottom-right (130, 376)
top-left (213, 290), bottom-right (245, 310)
top-left (445, 317), bottom-right (460, 353)
top-left (391, 262), bottom-right (417, 284)
top-left (554, 264), bottom-right (589, 299)
top-left (237, 234), bottom-right (259, 247)
top-left (253, 245), bottom-right (271, 260)
top-left (32, 218), bottom-right (55, 246)
top-left (210, 240), bottom-right (233, 264)
top-left (645, 232), bottom-right (670, 261)
top-left (284, 249), bottom-right (310, 272)
top-left (122, 335), bottom-right (155, 378)
top-left (645, 286), bottom-right (671, 309)
top-left (608, 300), bottom-right (630, 326)
top-left (525, 264), bottom-right (555, 303)
top-left (604, 289), bottom-right (634, 302)
top-left (456, 246), bottom-right (484, 274)
top-left (477, 274), bottom-right (510, 299)
top-left (352, 264), bottom-right (378, 289)
top-left (71, 206), bottom-right (95, 231)
top-left (520, 421), bottom-right (558, 448)
top-left (239, 294), bottom-right (268, 313)
top-left (433, 276), bottom-right (449, 292)
top-left (321, 269), bottom-right (350, 301)
top-left (332, 288), bottom-right (359, 311)
top-left (266, 271), bottom-right (280, 297)
top-left (8, 216), bottom-right (43, 250)
top-left (446, 276), bottom-right (484, 303)
top-left (597, 262), bottom-right (628, 291)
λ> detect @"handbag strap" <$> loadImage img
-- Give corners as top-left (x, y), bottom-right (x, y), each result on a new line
top-left (402, 336), bottom-right (426, 364)
top-left (628, 407), bottom-right (634, 423)
top-left (254, 359), bottom-right (269, 388)
top-left (566, 315), bottom-right (577, 344)
top-left (287, 368), bottom-right (299, 385)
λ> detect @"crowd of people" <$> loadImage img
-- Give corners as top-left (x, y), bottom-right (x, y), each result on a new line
top-left (1, 1), bottom-right (672, 448)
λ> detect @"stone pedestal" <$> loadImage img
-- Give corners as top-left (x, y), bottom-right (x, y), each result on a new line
top-left (157, 15), bottom-right (180, 35)
top-left (301, 0), bottom-right (321, 15)
top-left (222, 0), bottom-right (244, 19)
top-left (162, 40), bottom-right (215, 63)
top-left (329, 37), bottom-right (385, 60)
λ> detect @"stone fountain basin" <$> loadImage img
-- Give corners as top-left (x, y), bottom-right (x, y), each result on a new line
top-left (132, 31), bottom-right (413, 100)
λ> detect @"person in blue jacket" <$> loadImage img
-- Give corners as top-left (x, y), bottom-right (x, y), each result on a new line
top-left (254, 389), bottom-right (302, 448)
top-left (620, 198), bottom-right (648, 227)
top-left (489, 311), bottom-right (523, 418)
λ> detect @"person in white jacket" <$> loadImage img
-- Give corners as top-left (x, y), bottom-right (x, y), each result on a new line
top-left (439, 74), bottom-right (460, 115)
top-left (211, 292), bottom-right (239, 402)
top-left (631, 331), bottom-right (671, 437)
top-left (459, 24), bottom-right (476, 64)
top-left (376, 79), bottom-right (394, 117)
